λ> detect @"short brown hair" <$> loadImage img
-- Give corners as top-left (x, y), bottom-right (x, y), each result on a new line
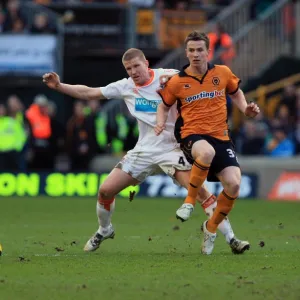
top-left (122, 48), bottom-right (146, 63)
top-left (184, 31), bottom-right (209, 50)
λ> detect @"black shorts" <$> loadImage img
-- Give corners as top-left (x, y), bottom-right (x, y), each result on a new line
top-left (180, 134), bottom-right (240, 182)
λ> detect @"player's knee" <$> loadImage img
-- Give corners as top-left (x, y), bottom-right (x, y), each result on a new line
top-left (98, 185), bottom-right (114, 201)
top-left (225, 180), bottom-right (240, 198)
top-left (192, 141), bottom-right (215, 163)
top-left (196, 147), bottom-right (215, 163)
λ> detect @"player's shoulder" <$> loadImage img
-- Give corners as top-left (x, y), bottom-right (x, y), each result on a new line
top-left (167, 73), bottom-right (181, 83)
top-left (156, 68), bottom-right (179, 76)
top-left (213, 64), bottom-right (232, 74)
top-left (116, 77), bottom-right (133, 89)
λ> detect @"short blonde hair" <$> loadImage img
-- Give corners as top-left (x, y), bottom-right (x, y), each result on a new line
top-left (122, 48), bottom-right (146, 63)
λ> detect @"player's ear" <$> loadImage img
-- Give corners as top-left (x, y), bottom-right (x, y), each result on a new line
top-left (145, 60), bottom-right (149, 67)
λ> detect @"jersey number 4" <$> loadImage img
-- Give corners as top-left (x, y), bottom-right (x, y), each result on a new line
top-left (178, 156), bottom-right (186, 166)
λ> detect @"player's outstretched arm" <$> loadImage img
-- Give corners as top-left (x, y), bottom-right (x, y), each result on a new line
top-left (42, 72), bottom-right (107, 101)
top-left (230, 89), bottom-right (260, 118)
top-left (154, 103), bottom-right (170, 136)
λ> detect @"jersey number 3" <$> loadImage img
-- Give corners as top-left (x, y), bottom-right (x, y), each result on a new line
top-left (226, 149), bottom-right (235, 158)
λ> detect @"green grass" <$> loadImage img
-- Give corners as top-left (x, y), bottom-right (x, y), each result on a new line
top-left (0, 197), bottom-right (300, 300)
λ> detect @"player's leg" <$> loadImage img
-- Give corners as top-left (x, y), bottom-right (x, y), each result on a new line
top-left (84, 168), bottom-right (139, 252)
top-left (202, 165), bottom-right (244, 255)
top-left (174, 169), bottom-right (248, 253)
top-left (210, 166), bottom-right (249, 254)
top-left (182, 136), bottom-right (215, 207)
top-left (206, 166), bottom-right (240, 234)
top-left (200, 139), bottom-right (246, 255)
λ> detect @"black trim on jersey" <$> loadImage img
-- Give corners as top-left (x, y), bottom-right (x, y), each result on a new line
top-left (228, 79), bottom-right (242, 95)
top-left (178, 63), bottom-right (215, 84)
top-left (174, 100), bottom-right (183, 143)
top-left (157, 90), bottom-right (172, 107)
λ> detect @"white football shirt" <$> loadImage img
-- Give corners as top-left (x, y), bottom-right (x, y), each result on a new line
top-left (100, 68), bottom-right (179, 153)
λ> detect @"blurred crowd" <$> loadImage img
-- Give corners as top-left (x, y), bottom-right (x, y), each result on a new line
top-left (0, 0), bottom-right (56, 34)
top-left (1, 85), bottom-right (300, 172)
top-left (234, 84), bottom-right (300, 157)
top-left (0, 95), bottom-right (138, 172)
top-left (31, 0), bottom-right (234, 7)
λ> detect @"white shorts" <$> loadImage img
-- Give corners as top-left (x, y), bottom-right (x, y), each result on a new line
top-left (115, 147), bottom-right (192, 184)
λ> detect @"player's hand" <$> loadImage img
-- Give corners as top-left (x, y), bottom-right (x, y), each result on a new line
top-left (154, 123), bottom-right (166, 136)
top-left (245, 102), bottom-right (260, 118)
top-left (42, 72), bottom-right (61, 89)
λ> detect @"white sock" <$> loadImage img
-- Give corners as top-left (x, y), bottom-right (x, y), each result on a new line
top-left (202, 195), bottom-right (234, 243)
top-left (96, 199), bottom-right (115, 236)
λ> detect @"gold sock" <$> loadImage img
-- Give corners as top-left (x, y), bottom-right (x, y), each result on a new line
top-left (206, 190), bottom-right (236, 233)
top-left (184, 158), bottom-right (210, 206)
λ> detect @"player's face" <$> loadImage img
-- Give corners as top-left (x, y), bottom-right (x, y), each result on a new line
top-left (186, 40), bottom-right (209, 67)
top-left (123, 57), bottom-right (150, 86)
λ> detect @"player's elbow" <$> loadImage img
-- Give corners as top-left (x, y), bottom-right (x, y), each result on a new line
top-left (158, 102), bottom-right (170, 112)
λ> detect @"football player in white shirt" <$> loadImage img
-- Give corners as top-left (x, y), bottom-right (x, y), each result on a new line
top-left (42, 48), bottom-right (249, 254)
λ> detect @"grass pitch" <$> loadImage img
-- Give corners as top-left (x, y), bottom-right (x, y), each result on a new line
top-left (0, 197), bottom-right (300, 300)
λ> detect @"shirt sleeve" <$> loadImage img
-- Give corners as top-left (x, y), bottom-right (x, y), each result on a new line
top-left (157, 77), bottom-right (178, 107)
top-left (226, 67), bottom-right (241, 95)
top-left (100, 78), bottom-right (128, 99)
top-left (160, 68), bottom-right (179, 76)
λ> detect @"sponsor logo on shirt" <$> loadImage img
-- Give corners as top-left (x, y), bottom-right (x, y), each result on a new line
top-left (185, 88), bottom-right (225, 103)
top-left (135, 98), bottom-right (161, 112)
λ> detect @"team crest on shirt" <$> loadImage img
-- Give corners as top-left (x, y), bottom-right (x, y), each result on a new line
top-left (184, 84), bottom-right (191, 89)
top-left (212, 77), bottom-right (220, 86)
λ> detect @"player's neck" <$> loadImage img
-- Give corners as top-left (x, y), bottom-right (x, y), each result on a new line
top-left (187, 63), bottom-right (207, 75)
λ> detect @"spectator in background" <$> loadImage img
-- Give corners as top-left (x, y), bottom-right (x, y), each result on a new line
top-left (26, 94), bottom-right (54, 170)
top-left (30, 13), bottom-right (56, 34)
top-left (47, 101), bottom-right (65, 165)
top-left (207, 23), bottom-right (235, 67)
top-left (66, 101), bottom-right (96, 171)
top-left (278, 84), bottom-right (297, 125)
top-left (235, 116), bottom-right (269, 155)
top-left (274, 103), bottom-right (294, 136)
top-left (264, 123), bottom-right (295, 157)
top-left (0, 103), bottom-right (25, 171)
top-left (3, 0), bottom-right (26, 33)
top-left (7, 95), bottom-right (31, 171)
top-left (85, 99), bottom-right (110, 155)
top-left (0, 8), bottom-right (6, 33)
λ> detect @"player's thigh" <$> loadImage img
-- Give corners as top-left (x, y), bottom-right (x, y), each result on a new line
top-left (99, 168), bottom-right (139, 197)
top-left (116, 151), bottom-right (155, 182)
top-left (192, 140), bottom-right (215, 161)
top-left (217, 166), bottom-right (241, 196)
top-left (158, 148), bottom-right (191, 181)
top-left (181, 135), bottom-right (215, 162)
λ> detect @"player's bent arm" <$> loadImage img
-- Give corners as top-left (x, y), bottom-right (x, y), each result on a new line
top-left (155, 103), bottom-right (170, 136)
top-left (56, 83), bottom-right (107, 101)
top-left (230, 88), bottom-right (247, 114)
top-left (230, 88), bottom-right (260, 118)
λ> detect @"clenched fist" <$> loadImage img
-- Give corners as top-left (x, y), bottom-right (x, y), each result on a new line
top-left (42, 72), bottom-right (60, 90)
top-left (245, 102), bottom-right (260, 118)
